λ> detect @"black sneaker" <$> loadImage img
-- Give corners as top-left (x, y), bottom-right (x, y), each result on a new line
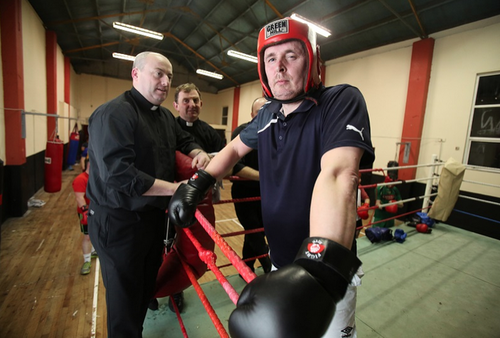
top-left (168, 292), bottom-right (184, 313)
top-left (148, 298), bottom-right (159, 311)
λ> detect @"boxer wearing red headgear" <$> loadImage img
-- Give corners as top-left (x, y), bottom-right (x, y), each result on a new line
top-left (169, 17), bottom-right (375, 338)
top-left (257, 17), bottom-right (321, 102)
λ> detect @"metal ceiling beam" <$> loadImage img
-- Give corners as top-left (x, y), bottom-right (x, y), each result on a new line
top-left (164, 32), bottom-right (238, 85)
top-left (199, 0), bottom-right (278, 68)
top-left (169, 1), bottom-right (263, 79)
top-left (322, 0), bottom-right (455, 49)
top-left (319, 0), bottom-right (368, 23)
top-left (263, 0), bottom-right (284, 18)
top-left (93, 0), bottom-right (105, 60)
top-left (64, 38), bottom-right (137, 54)
top-left (377, 0), bottom-right (423, 38)
top-left (203, 0), bottom-right (315, 67)
top-left (62, 0), bottom-right (86, 52)
top-left (408, 0), bottom-right (428, 38)
top-left (179, 1), bottom-right (260, 69)
top-left (180, 6), bottom-right (239, 51)
top-left (46, 8), bottom-right (167, 26)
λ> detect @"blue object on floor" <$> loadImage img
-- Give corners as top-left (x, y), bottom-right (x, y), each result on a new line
top-left (394, 228), bottom-right (407, 243)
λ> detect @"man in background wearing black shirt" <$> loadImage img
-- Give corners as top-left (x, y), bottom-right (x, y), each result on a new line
top-left (231, 97), bottom-right (271, 274)
top-left (174, 83), bottom-right (225, 154)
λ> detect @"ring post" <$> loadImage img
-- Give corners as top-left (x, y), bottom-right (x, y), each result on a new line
top-left (423, 154), bottom-right (438, 210)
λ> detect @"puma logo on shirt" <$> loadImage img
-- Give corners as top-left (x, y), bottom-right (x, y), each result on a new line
top-left (346, 124), bottom-right (364, 141)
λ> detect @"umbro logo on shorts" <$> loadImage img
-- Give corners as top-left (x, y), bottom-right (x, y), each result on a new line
top-left (341, 326), bottom-right (354, 337)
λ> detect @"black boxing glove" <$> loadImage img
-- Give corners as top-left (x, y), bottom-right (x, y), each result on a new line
top-left (168, 169), bottom-right (216, 228)
top-left (228, 237), bottom-right (361, 338)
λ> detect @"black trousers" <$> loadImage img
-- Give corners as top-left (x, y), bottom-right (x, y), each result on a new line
top-left (233, 200), bottom-right (271, 273)
top-left (88, 203), bottom-right (166, 338)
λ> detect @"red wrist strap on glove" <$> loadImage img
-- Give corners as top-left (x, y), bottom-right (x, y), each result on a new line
top-left (294, 237), bottom-right (361, 299)
top-left (188, 169), bottom-right (216, 194)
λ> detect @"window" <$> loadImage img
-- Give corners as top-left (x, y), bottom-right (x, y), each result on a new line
top-left (465, 72), bottom-right (500, 170)
top-left (221, 106), bottom-right (228, 126)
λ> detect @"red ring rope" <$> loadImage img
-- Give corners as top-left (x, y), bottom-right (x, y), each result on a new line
top-left (182, 226), bottom-right (240, 305)
top-left (195, 209), bottom-right (257, 284)
top-left (179, 253), bottom-right (230, 338)
top-left (214, 196), bottom-right (261, 205)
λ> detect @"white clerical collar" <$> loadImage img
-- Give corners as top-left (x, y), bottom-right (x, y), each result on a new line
top-left (186, 121), bottom-right (193, 127)
top-left (151, 105), bottom-right (158, 111)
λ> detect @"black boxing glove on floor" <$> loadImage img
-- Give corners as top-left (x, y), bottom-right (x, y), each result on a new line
top-left (228, 237), bottom-right (361, 338)
top-left (168, 169), bottom-right (216, 228)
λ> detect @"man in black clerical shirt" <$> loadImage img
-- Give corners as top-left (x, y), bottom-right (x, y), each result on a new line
top-left (174, 83), bottom-right (225, 154)
top-left (87, 52), bottom-right (210, 338)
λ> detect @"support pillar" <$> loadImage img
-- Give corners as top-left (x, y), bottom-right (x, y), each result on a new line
top-left (46, 30), bottom-right (58, 139)
top-left (398, 38), bottom-right (435, 180)
top-left (231, 86), bottom-right (241, 132)
top-left (1, 0), bottom-right (26, 165)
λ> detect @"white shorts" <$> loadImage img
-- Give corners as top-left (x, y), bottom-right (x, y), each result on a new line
top-left (321, 267), bottom-right (363, 338)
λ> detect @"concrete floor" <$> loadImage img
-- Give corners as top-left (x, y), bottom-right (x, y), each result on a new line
top-left (143, 222), bottom-right (500, 338)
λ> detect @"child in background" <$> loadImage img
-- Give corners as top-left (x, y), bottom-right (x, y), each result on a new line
top-left (373, 176), bottom-right (403, 228)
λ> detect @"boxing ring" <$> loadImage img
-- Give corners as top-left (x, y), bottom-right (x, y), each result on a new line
top-left (140, 155), bottom-right (499, 338)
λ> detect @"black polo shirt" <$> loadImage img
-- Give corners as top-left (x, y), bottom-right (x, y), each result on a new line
top-left (231, 122), bottom-right (260, 199)
top-left (87, 87), bottom-right (200, 211)
top-left (176, 117), bottom-right (225, 153)
top-left (239, 84), bottom-right (375, 267)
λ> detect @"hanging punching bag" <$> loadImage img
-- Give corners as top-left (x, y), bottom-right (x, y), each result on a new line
top-left (45, 137), bottom-right (64, 193)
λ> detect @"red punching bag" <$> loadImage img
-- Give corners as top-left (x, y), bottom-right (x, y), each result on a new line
top-left (45, 137), bottom-right (64, 193)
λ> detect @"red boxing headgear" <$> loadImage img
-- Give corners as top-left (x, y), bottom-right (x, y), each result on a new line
top-left (257, 17), bottom-right (321, 99)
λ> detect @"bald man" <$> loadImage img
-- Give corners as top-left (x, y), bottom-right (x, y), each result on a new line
top-left (87, 51), bottom-right (210, 337)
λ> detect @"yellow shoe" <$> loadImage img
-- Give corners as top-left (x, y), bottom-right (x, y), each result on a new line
top-left (80, 261), bottom-right (91, 275)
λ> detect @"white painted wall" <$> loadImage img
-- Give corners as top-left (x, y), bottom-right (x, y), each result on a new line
top-left (236, 80), bottom-right (265, 126)
top-left (22, 0), bottom-right (47, 157)
top-left (201, 88), bottom-right (234, 142)
top-left (325, 40), bottom-right (414, 171)
top-left (423, 17), bottom-right (500, 196)
top-left (78, 74), bottom-right (134, 120)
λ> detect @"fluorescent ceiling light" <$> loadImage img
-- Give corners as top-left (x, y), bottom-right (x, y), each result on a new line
top-left (290, 13), bottom-right (331, 38)
top-left (196, 69), bottom-right (223, 80)
top-left (112, 52), bottom-right (136, 61)
top-left (227, 50), bottom-right (258, 63)
top-left (113, 22), bottom-right (164, 40)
